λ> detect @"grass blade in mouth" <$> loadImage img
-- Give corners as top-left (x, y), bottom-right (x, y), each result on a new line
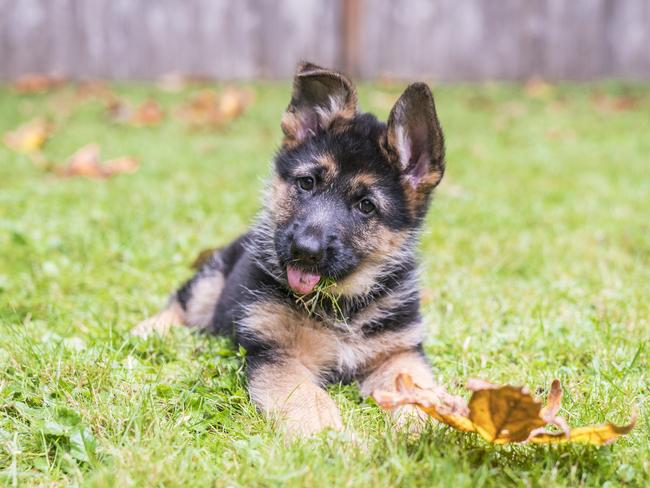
top-left (294, 277), bottom-right (349, 330)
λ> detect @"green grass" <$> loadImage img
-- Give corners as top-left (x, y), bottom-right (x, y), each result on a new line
top-left (0, 80), bottom-right (649, 487)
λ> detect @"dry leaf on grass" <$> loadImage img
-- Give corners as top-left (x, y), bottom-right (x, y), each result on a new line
top-left (3, 118), bottom-right (53, 153)
top-left (13, 73), bottom-right (65, 93)
top-left (75, 81), bottom-right (115, 101)
top-left (156, 72), bottom-right (212, 92)
top-left (131, 99), bottom-right (165, 126)
top-left (523, 77), bottom-right (555, 99)
top-left (54, 144), bottom-right (139, 179)
top-left (591, 91), bottom-right (640, 113)
top-left (373, 373), bottom-right (636, 446)
top-left (106, 98), bottom-right (165, 126)
top-left (176, 88), bottom-right (253, 129)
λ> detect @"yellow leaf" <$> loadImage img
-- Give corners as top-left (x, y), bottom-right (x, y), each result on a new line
top-left (373, 373), bottom-right (474, 433)
top-left (3, 118), bottom-right (52, 153)
top-left (54, 144), bottom-right (139, 179)
top-left (373, 374), bottom-right (636, 446)
top-left (529, 412), bottom-right (637, 446)
top-left (467, 383), bottom-right (546, 443)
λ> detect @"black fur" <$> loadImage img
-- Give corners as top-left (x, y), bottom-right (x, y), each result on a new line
top-left (154, 62), bottom-right (445, 395)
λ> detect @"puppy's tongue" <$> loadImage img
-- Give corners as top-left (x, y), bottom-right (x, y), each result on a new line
top-left (287, 265), bottom-right (321, 295)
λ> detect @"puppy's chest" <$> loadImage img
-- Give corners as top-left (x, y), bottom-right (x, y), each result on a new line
top-left (240, 299), bottom-right (423, 379)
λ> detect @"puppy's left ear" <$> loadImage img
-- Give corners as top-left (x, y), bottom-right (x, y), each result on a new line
top-left (281, 61), bottom-right (358, 148)
top-left (385, 83), bottom-right (445, 210)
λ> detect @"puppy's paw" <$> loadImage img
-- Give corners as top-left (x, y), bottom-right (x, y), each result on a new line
top-left (131, 303), bottom-right (185, 338)
top-left (391, 404), bottom-right (430, 434)
top-left (279, 396), bottom-right (344, 439)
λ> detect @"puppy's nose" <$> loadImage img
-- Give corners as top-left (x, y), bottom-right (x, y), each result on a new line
top-left (291, 233), bottom-right (323, 265)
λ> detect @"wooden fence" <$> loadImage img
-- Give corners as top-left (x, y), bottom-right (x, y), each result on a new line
top-left (1, 0), bottom-right (649, 81)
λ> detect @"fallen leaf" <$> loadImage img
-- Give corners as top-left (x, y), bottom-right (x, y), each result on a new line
top-left (157, 72), bottom-right (212, 92)
top-left (55, 144), bottom-right (139, 179)
top-left (523, 77), bottom-right (555, 99)
top-left (528, 412), bottom-right (637, 446)
top-left (591, 91), bottom-right (640, 113)
top-left (467, 381), bottom-right (546, 443)
top-left (106, 98), bottom-right (132, 124)
top-left (3, 118), bottom-right (52, 153)
top-left (537, 379), bottom-right (570, 437)
top-left (103, 156), bottom-right (140, 175)
top-left (373, 374), bottom-right (636, 446)
top-left (75, 80), bottom-right (115, 101)
top-left (373, 373), bottom-right (474, 433)
top-left (56, 144), bottom-right (102, 178)
top-left (177, 87), bottom-right (253, 129)
top-left (13, 73), bottom-right (65, 93)
top-left (106, 98), bottom-right (165, 126)
top-left (131, 99), bottom-right (165, 126)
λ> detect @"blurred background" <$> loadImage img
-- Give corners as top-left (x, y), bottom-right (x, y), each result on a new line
top-left (1, 0), bottom-right (649, 82)
top-left (1, 2), bottom-right (649, 486)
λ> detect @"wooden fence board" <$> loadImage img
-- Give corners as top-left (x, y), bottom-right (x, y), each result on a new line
top-left (0, 0), bottom-right (648, 80)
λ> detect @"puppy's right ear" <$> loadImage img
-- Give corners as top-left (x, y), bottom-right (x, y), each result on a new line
top-left (281, 61), bottom-right (358, 148)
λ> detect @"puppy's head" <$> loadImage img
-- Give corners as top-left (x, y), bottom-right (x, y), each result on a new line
top-left (269, 62), bottom-right (445, 296)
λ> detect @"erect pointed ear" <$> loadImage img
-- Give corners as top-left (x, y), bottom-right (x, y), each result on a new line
top-left (385, 83), bottom-right (445, 210)
top-left (281, 61), bottom-right (358, 148)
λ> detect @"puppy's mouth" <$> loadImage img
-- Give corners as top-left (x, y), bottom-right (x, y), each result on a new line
top-left (286, 265), bottom-right (321, 295)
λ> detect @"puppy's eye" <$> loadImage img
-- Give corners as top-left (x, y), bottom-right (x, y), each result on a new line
top-left (357, 198), bottom-right (376, 215)
top-left (297, 176), bottom-right (315, 191)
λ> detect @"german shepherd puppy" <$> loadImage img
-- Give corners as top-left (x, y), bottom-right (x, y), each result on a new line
top-left (133, 62), bottom-right (446, 437)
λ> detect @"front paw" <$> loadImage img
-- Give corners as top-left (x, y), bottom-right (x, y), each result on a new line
top-left (279, 396), bottom-right (344, 438)
top-left (391, 404), bottom-right (430, 433)
top-left (131, 303), bottom-right (184, 338)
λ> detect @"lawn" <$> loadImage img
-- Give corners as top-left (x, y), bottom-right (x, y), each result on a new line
top-left (0, 79), bottom-right (648, 487)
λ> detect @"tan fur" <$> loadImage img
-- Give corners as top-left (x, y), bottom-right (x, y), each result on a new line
top-left (281, 64), bottom-right (358, 148)
top-left (402, 169), bottom-right (443, 217)
top-left (336, 226), bottom-right (409, 297)
top-left (360, 349), bottom-right (436, 430)
top-left (268, 176), bottom-right (293, 225)
top-left (249, 359), bottom-right (343, 437)
top-left (280, 110), bottom-right (303, 149)
top-left (314, 93), bottom-right (356, 129)
top-left (240, 301), bottom-right (424, 380)
top-left (242, 299), bottom-right (427, 435)
top-left (185, 272), bottom-right (224, 328)
top-left (316, 153), bottom-right (338, 182)
top-left (131, 300), bottom-right (185, 338)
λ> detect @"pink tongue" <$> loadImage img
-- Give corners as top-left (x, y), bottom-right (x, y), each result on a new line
top-left (287, 265), bottom-right (321, 294)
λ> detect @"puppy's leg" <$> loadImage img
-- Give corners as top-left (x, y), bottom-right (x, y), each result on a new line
top-left (131, 298), bottom-right (186, 337)
top-left (360, 348), bottom-right (436, 430)
top-left (248, 356), bottom-right (343, 438)
top-left (132, 251), bottom-right (225, 337)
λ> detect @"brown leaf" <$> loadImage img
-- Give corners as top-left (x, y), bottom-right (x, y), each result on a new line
top-left (468, 383), bottom-right (546, 443)
top-left (373, 373), bottom-right (474, 433)
top-left (13, 73), bottom-right (65, 93)
top-left (157, 72), bottom-right (212, 92)
top-left (523, 77), bottom-right (555, 99)
top-left (75, 81), bottom-right (115, 101)
top-left (55, 144), bottom-right (139, 179)
top-left (106, 98), bottom-right (165, 126)
top-left (103, 156), bottom-right (139, 175)
top-left (3, 118), bottom-right (52, 153)
top-left (131, 99), bottom-right (165, 126)
top-left (529, 411), bottom-right (637, 446)
top-left (106, 98), bottom-right (132, 124)
top-left (537, 379), bottom-right (570, 438)
top-left (177, 87), bottom-right (252, 129)
top-left (374, 374), bottom-right (636, 446)
top-left (591, 91), bottom-right (640, 113)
